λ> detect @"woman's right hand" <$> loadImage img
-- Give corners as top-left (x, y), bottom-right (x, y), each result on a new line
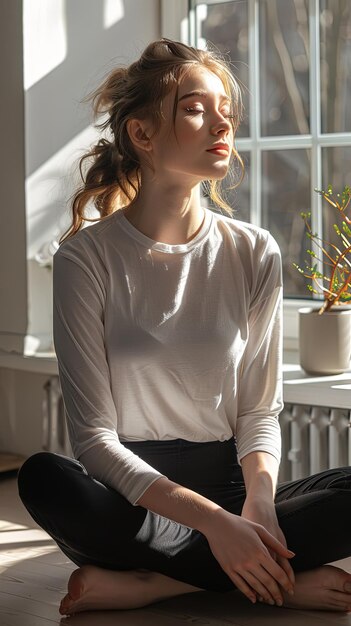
top-left (201, 508), bottom-right (295, 605)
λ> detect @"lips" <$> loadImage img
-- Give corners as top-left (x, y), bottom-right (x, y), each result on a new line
top-left (206, 144), bottom-right (230, 156)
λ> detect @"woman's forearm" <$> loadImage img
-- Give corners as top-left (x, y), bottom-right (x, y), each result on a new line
top-left (138, 472), bottom-right (294, 604)
top-left (137, 451), bottom-right (280, 529)
top-left (136, 476), bottom-right (222, 534)
top-left (241, 450), bottom-right (280, 503)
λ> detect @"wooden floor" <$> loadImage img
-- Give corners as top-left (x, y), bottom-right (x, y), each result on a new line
top-left (1, 473), bottom-right (351, 626)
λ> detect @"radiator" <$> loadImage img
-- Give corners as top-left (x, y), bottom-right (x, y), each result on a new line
top-left (279, 404), bottom-right (351, 482)
top-left (42, 376), bottom-right (72, 456)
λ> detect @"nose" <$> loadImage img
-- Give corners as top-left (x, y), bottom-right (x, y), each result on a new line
top-left (210, 114), bottom-right (232, 136)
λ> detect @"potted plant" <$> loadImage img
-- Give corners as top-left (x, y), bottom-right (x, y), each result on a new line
top-left (294, 184), bottom-right (351, 375)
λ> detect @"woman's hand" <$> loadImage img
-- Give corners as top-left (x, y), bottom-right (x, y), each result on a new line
top-left (201, 508), bottom-right (295, 605)
top-left (241, 496), bottom-right (295, 603)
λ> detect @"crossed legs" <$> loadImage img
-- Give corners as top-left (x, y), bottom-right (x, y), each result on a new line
top-left (17, 452), bottom-right (351, 614)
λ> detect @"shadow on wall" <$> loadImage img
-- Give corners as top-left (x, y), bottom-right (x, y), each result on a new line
top-left (25, 0), bottom-right (159, 258)
top-left (26, 0), bottom-right (160, 177)
top-left (25, 0), bottom-right (160, 349)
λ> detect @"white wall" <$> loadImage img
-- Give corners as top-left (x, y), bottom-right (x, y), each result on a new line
top-left (0, 0), bottom-right (161, 456)
top-left (25, 0), bottom-right (161, 351)
top-left (0, 1), bottom-right (27, 354)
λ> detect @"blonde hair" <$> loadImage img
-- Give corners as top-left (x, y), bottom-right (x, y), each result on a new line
top-left (60, 38), bottom-right (244, 243)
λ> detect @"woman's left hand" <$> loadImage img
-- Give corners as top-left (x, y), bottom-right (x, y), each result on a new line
top-left (241, 497), bottom-right (295, 599)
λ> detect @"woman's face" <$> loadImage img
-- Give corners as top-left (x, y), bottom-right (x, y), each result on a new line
top-left (148, 66), bottom-right (234, 185)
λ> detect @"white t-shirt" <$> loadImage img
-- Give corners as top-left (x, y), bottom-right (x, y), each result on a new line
top-left (53, 207), bottom-right (283, 505)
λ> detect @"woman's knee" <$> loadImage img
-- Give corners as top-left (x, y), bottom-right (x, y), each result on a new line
top-left (17, 451), bottom-right (72, 506)
top-left (18, 452), bottom-right (50, 502)
top-left (328, 469), bottom-right (351, 490)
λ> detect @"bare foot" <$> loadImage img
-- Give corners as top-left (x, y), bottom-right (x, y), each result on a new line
top-left (59, 565), bottom-right (203, 615)
top-left (277, 565), bottom-right (351, 612)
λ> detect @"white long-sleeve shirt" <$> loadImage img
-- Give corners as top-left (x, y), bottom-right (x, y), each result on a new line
top-left (53, 206), bottom-right (283, 505)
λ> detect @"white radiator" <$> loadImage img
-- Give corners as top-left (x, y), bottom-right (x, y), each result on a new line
top-left (279, 404), bottom-right (351, 482)
top-left (42, 376), bottom-right (72, 456)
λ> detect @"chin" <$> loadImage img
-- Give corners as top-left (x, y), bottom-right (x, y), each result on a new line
top-left (209, 168), bottom-right (230, 181)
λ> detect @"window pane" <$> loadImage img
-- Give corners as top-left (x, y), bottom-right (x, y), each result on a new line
top-left (228, 151), bottom-right (250, 222)
top-left (260, 0), bottom-right (310, 136)
top-left (262, 149), bottom-right (311, 298)
top-left (322, 146), bottom-right (351, 191)
top-left (236, 151), bottom-right (250, 223)
top-left (193, 1), bottom-right (249, 138)
top-left (320, 0), bottom-right (351, 134)
top-left (321, 147), bottom-right (351, 291)
top-left (205, 152), bottom-right (250, 222)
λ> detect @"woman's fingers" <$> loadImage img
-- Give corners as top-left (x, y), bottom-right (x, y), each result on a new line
top-left (262, 551), bottom-right (295, 595)
top-left (258, 525), bottom-right (295, 560)
top-left (237, 569), bottom-right (279, 605)
top-left (204, 510), bottom-right (295, 604)
top-left (254, 526), bottom-right (295, 593)
top-left (227, 549), bottom-right (292, 604)
top-left (274, 527), bottom-right (295, 587)
top-left (230, 571), bottom-right (257, 604)
top-left (231, 561), bottom-right (285, 606)
top-left (277, 555), bottom-right (295, 587)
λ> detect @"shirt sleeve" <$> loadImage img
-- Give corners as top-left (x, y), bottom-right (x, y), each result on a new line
top-left (235, 232), bottom-right (283, 466)
top-left (53, 240), bottom-right (164, 505)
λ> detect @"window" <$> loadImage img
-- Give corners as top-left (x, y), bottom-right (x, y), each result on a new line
top-left (187, 0), bottom-right (351, 303)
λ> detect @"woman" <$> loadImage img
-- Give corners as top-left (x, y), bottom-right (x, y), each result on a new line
top-left (18, 38), bottom-right (351, 616)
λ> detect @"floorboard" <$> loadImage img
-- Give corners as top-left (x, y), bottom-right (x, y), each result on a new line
top-left (1, 474), bottom-right (351, 626)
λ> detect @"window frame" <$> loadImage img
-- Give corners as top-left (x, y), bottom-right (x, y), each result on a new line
top-left (161, 0), bottom-right (351, 351)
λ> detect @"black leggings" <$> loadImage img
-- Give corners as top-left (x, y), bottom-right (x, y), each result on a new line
top-left (17, 438), bottom-right (351, 592)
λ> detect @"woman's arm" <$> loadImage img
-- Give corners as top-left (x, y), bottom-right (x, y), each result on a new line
top-left (240, 451), bottom-right (295, 598)
top-left (137, 475), bottom-right (294, 605)
top-left (53, 242), bottom-right (164, 505)
top-left (236, 232), bottom-right (284, 483)
top-left (235, 233), bottom-right (295, 595)
top-left (241, 450), bottom-right (279, 503)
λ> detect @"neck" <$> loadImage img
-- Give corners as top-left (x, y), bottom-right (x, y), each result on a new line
top-left (122, 179), bottom-right (205, 245)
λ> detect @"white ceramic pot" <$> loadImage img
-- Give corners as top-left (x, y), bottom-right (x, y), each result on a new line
top-left (299, 306), bottom-right (351, 375)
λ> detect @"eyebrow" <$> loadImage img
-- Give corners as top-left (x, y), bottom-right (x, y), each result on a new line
top-left (177, 90), bottom-right (231, 103)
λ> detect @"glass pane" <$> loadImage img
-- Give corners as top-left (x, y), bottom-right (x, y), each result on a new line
top-left (260, 0), bottom-right (310, 136)
top-left (227, 151), bottom-right (250, 222)
top-left (193, 1), bottom-right (249, 138)
top-left (322, 146), bottom-right (351, 192)
top-left (320, 1), bottom-right (351, 134)
top-left (205, 151), bottom-right (250, 223)
top-left (262, 149), bottom-right (311, 298)
top-left (321, 147), bottom-right (351, 299)
top-left (236, 151), bottom-right (250, 222)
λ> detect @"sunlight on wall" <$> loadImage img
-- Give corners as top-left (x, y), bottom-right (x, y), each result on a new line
top-left (23, 0), bottom-right (67, 90)
top-left (26, 125), bottom-right (100, 260)
top-left (104, 0), bottom-right (124, 29)
top-left (195, 4), bottom-right (207, 50)
top-left (21, 0), bottom-right (158, 351)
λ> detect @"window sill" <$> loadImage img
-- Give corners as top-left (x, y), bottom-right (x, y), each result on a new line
top-left (0, 350), bottom-right (58, 375)
top-left (283, 363), bottom-right (351, 410)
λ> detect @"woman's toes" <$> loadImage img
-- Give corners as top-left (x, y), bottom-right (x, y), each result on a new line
top-left (59, 597), bottom-right (69, 615)
top-left (59, 592), bottom-right (77, 615)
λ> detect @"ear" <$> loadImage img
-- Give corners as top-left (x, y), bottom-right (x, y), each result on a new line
top-left (126, 118), bottom-right (153, 153)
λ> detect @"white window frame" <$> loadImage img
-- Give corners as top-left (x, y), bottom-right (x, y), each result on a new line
top-left (161, 0), bottom-right (351, 352)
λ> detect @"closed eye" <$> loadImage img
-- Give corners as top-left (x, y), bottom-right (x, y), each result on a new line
top-left (185, 107), bottom-right (205, 114)
top-left (185, 106), bottom-right (234, 120)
